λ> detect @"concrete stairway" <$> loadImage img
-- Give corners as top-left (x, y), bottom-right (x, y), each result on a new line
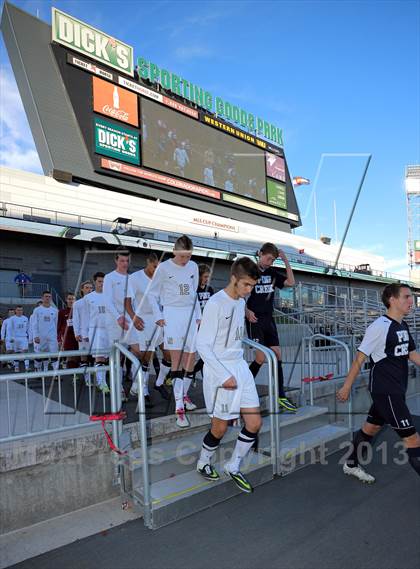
top-left (122, 404), bottom-right (350, 529)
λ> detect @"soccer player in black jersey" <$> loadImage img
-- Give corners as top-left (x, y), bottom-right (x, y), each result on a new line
top-left (337, 283), bottom-right (420, 482)
top-left (246, 242), bottom-right (297, 412)
top-left (193, 264), bottom-right (215, 380)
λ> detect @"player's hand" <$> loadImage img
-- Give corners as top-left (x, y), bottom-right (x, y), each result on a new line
top-left (246, 309), bottom-right (258, 323)
top-left (337, 385), bottom-right (351, 402)
top-left (34, 337), bottom-right (40, 344)
top-left (222, 376), bottom-right (237, 390)
top-left (156, 319), bottom-right (165, 327)
top-left (75, 335), bottom-right (82, 342)
top-left (133, 315), bottom-right (144, 331)
top-left (278, 249), bottom-right (288, 262)
top-left (117, 316), bottom-right (129, 331)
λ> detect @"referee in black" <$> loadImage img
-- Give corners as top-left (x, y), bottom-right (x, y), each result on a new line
top-left (246, 242), bottom-right (297, 412)
top-left (337, 283), bottom-right (420, 482)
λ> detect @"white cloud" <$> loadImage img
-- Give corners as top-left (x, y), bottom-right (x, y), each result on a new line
top-left (0, 65), bottom-right (42, 173)
top-left (174, 46), bottom-right (214, 61)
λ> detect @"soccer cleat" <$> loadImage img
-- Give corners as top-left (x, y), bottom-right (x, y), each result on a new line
top-left (183, 396), bottom-right (197, 411)
top-left (343, 463), bottom-right (375, 484)
top-left (197, 463), bottom-right (220, 481)
top-left (154, 384), bottom-right (170, 400)
top-left (164, 374), bottom-right (173, 387)
top-left (224, 467), bottom-right (253, 494)
top-left (129, 388), bottom-right (138, 398)
top-left (176, 409), bottom-right (190, 428)
top-left (98, 383), bottom-right (110, 395)
top-left (278, 397), bottom-right (297, 413)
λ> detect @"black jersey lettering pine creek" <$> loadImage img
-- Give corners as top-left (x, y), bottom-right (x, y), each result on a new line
top-left (246, 267), bottom-right (287, 315)
top-left (358, 315), bottom-right (415, 394)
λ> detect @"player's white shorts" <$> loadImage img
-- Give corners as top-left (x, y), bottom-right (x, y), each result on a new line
top-left (89, 327), bottom-right (110, 357)
top-left (78, 339), bottom-right (90, 353)
top-left (203, 359), bottom-right (260, 421)
top-left (163, 306), bottom-right (198, 352)
top-left (106, 316), bottom-right (138, 346)
top-left (37, 337), bottom-right (59, 353)
top-left (136, 317), bottom-right (163, 352)
top-left (13, 338), bottom-right (29, 352)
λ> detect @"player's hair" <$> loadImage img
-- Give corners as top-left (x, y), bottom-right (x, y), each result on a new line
top-left (174, 234), bottom-right (193, 252)
top-left (42, 290), bottom-right (51, 296)
top-left (66, 291), bottom-right (75, 297)
top-left (146, 252), bottom-right (159, 263)
top-left (15, 305), bottom-right (23, 309)
top-left (231, 257), bottom-right (260, 281)
top-left (199, 263), bottom-right (211, 277)
top-left (8, 307), bottom-right (15, 312)
top-left (260, 242), bottom-right (279, 257)
top-left (115, 246), bottom-right (130, 260)
top-left (93, 272), bottom-right (105, 281)
top-left (381, 283), bottom-right (411, 308)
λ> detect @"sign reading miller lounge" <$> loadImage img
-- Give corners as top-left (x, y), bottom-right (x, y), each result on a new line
top-left (51, 7), bottom-right (283, 146)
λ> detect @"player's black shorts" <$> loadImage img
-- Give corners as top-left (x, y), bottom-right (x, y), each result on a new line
top-left (246, 314), bottom-right (279, 347)
top-left (366, 393), bottom-right (416, 437)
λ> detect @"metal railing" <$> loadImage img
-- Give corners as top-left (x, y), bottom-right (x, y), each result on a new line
top-left (0, 350), bottom-right (110, 442)
top-left (306, 334), bottom-right (352, 430)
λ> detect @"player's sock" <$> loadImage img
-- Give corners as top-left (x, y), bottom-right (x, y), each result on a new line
top-left (193, 358), bottom-right (204, 378)
top-left (43, 360), bottom-right (49, 372)
top-left (95, 362), bottom-right (106, 386)
top-left (226, 427), bottom-right (259, 473)
top-left (277, 360), bottom-right (286, 398)
top-left (198, 430), bottom-right (222, 468)
top-left (346, 429), bottom-right (373, 467)
top-left (13, 359), bottom-right (19, 370)
top-left (34, 359), bottom-right (42, 372)
top-left (142, 363), bottom-right (150, 397)
top-left (172, 370), bottom-right (184, 411)
top-left (155, 359), bottom-right (171, 387)
top-left (407, 446), bottom-right (420, 477)
top-left (24, 358), bottom-right (29, 370)
top-left (52, 359), bottom-right (59, 372)
top-left (183, 370), bottom-right (195, 397)
top-left (152, 356), bottom-right (160, 377)
top-left (249, 361), bottom-right (262, 378)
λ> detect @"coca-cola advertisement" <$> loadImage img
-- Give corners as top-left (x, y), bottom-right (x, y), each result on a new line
top-left (93, 76), bottom-right (138, 126)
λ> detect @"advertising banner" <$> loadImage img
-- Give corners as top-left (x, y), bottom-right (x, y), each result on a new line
top-left (94, 117), bottom-right (139, 164)
top-left (265, 152), bottom-right (285, 182)
top-left (267, 179), bottom-right (287, 210)
top-left (93, 76), bottom-right (138, 126)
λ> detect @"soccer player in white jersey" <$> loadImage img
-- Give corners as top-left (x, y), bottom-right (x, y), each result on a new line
top-left (148, 235), bottom-right (201, 428)
top-left (72, 281), bottom-right (93, 385)
top-left (31, 291), bottom-right (59, 372)
top-left (83, 272), bottom-right (110, 394)
top-left (7, 306), bottom-right (29, 372)
top-left (196, 257), bottom-right (261, 493)
top-left (1, 308), bottom-right (15, 368)
top-left (127, 252), bottom-right (171, 402)
top-left (28, 301), bottom-right (42, 371)
top-left (103, 248), bottom-right (144, 401)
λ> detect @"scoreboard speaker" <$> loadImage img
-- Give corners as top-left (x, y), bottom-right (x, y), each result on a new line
top-left (51, 169), bottom-right (73, 184)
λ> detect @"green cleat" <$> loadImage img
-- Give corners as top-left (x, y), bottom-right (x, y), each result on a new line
top-left (224, 467), bottom-right (253, 493)
top-left (278, 397), bottom-right (297, 413)
top-left (197, 463), bottom-right (220, 481)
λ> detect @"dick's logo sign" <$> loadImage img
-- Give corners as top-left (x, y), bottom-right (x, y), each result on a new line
top-left (94, 117), bottom-right (139, 165)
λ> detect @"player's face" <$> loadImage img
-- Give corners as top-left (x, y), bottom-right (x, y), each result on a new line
top-left (8, 309), bottom-right (15, 317)
top-left (15, 307), bottom-right (23, 316)
top-left (392, 287), bottom-right (414, 315)
top-left (234, 276), bottom-right (257, 298)
top-left (200, 272), bottom-right (210, 287)
top-left (146, 260), bottom-right (159, 277)
top-left (66, 295), bottom-right (75, 308)
top-left (173, 251), bottom-right (192, 266)
top-left (116, 255), bottom-right (130, 273)
top-left (259, 252), bottom-right (276, 270)
top-left (42, 293), bottom-right (52, 306)
top-left (95, 277), bottom-right (104, 293)
top-left (81, 283), bottom-right (93, 296)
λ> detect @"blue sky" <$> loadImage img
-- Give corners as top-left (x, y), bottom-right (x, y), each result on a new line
top-left (1, 0), bottom-right (419, 276)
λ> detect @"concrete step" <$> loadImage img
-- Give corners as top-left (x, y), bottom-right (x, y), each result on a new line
top-left (132, 452), bottom-right (274, 529)
top-left (126, 406), bottom-right (329, 484)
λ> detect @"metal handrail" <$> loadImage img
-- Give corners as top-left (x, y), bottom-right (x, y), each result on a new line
top-left (109, 342), bottom-right (151, 528)
top-left (307, 334), bottom-right (352, 431)
top-left (243, 338), bottom-right (279, 476)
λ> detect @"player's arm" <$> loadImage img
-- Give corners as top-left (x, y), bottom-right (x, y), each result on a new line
top-left (196, 302), bottom-right (235, 388)
top-left (147, 265), bottom-right (165, 326)
top-left (5, 318), bottom-right (14, 344)
top-left (193, 264), bottom-right (202, 323)
top-left (72, 303), bottom-right (82, 340)
top-left (102, 276), bottom-right (120, 322)
top-left (32, 309), bottom-right (40, 343)
top-left (409, 351), bottom-right (420, 366)
top-left (336, 351), bottom-right (367, 401)
top-left (278, 249), bottom-right (295, 287)
top-left (124, 278), bottom-right (144, 331)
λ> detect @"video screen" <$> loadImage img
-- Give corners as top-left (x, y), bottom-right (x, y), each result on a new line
top-left (141, 98), bottom-right (268, 203)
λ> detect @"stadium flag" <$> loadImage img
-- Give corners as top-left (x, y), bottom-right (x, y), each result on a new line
top-left (293, 176), bottom-right (310, 186)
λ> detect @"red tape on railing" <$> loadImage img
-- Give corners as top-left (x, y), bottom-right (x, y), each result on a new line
top-left (90, 412), bottom-right (127, 455)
